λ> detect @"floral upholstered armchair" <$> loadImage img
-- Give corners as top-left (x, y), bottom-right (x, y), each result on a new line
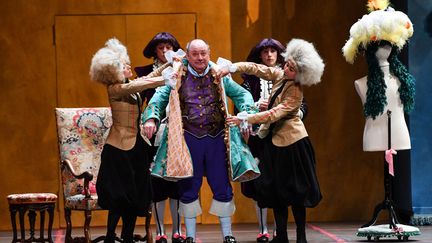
top-left (55, 107), bottom-right (152, 243)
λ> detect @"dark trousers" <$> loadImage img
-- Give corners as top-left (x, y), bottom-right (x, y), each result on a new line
top-left (178, 132), bottom-right (233, 203)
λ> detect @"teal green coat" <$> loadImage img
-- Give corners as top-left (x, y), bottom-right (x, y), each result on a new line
top-left (142, 65), bottom-right (260, 182)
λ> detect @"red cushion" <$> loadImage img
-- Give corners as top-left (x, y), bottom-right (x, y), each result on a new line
top-left (7, 193), bottom-right (57, 204)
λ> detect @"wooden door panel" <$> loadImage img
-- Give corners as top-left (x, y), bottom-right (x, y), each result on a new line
top-left (55, 15), bottom-right (126, 108)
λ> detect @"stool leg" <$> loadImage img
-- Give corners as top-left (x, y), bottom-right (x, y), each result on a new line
top-left (18, 207), bottom-right (26, 243)
top-left (28, 210), bottom-right (36, 241)
top-left (48, 204), bottom-right (55, 243)
top-left (9, 206), bottom-right (18, 243)
top-left (40, 209), bottom-right (46, 241)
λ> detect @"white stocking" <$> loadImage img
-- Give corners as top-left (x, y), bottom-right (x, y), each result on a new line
top-left (153, 200), bottom-right (166, 236)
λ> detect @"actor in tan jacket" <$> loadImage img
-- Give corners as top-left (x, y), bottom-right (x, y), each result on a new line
top-left (90, 38), bottom-right (165, 243)
top-left (223, 38), bottom-right (324, 243)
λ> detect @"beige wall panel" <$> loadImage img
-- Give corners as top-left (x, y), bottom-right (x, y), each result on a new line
top-left (0, 0), bottom-right (60, 230)
top-left (55, 15), bottom-right (127, 108)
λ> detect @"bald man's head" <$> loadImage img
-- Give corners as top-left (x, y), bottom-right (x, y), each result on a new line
top-left (186, 39), bottom-right (211, 74)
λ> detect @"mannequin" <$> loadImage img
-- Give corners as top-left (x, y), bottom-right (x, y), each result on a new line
top-left (354, 44), bottom-right (411, 151)
top-left (354, 41), bottom-right (416, 224)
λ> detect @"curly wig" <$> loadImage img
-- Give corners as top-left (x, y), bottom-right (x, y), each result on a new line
top-left (282, 38), bottom-right (325, 86)
top-left (89, 38), bottom-right (129, 85)
top-left (364, 41), bottom-right (415, 119)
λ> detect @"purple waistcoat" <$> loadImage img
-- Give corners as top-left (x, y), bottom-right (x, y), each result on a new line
top-left (179, 71), bottom-right (225, 137)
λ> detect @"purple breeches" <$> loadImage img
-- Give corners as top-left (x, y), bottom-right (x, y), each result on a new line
top-left (178, 132), bottom-right (233, 204)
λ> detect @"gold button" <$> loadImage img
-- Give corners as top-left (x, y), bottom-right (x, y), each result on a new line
top-left (200, 125), bottom-right (203, 128)
top-left (198, 96), bottom-right (202, 99)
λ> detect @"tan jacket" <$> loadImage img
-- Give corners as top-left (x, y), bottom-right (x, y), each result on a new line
top-left (236, 62), bottom-right (308, 147)
top-left (105, 72), bottom-right (165, 150)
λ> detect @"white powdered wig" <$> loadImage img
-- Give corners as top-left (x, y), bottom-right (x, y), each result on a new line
top-left (89, 38), bottom-right (129, 85)
top-left (105, 38), bottom-right (130, 64)
top-left (282, 39), bottom-right (325, 86)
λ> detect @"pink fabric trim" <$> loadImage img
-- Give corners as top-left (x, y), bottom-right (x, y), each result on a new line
top-left (385, 149), bottom-right (397, 176)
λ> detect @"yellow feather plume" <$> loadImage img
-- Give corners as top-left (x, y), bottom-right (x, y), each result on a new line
top-left (367, 0), bottom-right (390, 12)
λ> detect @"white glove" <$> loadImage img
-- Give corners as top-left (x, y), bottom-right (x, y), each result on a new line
top-left (164, 49), bottom-right (186, 64)
top-left (162, 66), bottom-right (176, 89)
top-left (216, 57), bottom-right (237, 72)
top-left (237, 111), bottom-right (249, 131)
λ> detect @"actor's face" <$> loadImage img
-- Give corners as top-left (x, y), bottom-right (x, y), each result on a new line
top-left (156, 42), bottom-right (174, 63)
top-left (123, 62), bottom-right (133, 79)
top-left (186, 40), bottom-right (210, 74)
top-left (283, 59), bottom-right (296, 79)
top-left (260, 47), bottom-right (278, 67)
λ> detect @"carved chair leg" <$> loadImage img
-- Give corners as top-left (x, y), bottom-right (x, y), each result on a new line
top-left (84, 210), bottom-right (92, 243)
top-left (64, 208), bottom-right (73, 243)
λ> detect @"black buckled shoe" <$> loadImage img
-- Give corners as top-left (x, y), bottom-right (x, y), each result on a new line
top-left (257, 233), bottom-right (270, 242)
top-left (224, 235), bottom-right (237, 243)
top-left (172, 233), bottom-right (186, 243)
top-left (185, 237), bottom-right (195, 243)
top-left (155, 235), bottom-right (168, 243)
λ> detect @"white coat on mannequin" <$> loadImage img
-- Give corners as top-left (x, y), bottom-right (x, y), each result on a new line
top-left (354, 45), bottom-right (411, 151)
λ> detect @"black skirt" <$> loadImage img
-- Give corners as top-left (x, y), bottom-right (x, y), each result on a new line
top-left (255, 136), bottom-right (322, 208)
top-left (96, 134), bottom-right (152, 216)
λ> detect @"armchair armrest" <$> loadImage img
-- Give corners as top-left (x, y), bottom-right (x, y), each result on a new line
top-left (61, 159), bottom-right (94, 198)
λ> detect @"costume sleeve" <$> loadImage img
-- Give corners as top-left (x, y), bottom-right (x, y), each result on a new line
top-left (247, 83), bottom-right (302, 124)
top-left (235, 62), bottom-right (284, 84)
top-left (107, 77), bottom-right (165, 97)
top-left (223, 76), bottom-right (256, 113)
top-left (141, 85), bottom-right (171, 123)
top-left (146, 62), bottom-right (170, 78)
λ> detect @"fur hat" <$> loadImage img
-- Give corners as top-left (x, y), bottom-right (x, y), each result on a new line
top-left (342, 0), bottom-right (413, 64)
top-left (282, 38), bottom-right (325, 86)
top-left (143, 32), bottom-right (181, 59)
top-left (246, 38), bottom-right (285, 65)
top-left (89, 38), bottom-right (129, 85)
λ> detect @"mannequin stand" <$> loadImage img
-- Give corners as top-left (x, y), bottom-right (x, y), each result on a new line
top-left (357, 110), bottom-right (420, 241)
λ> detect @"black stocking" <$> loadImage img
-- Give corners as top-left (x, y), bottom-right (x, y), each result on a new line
top-left (105, 210), bottom-right (120, 243)
top-left (292, 206), bottom-right (307, 243)
top-left (271, 206), bottom-right (288, 243)
top-left (121, 212), bottom-right (137, 243)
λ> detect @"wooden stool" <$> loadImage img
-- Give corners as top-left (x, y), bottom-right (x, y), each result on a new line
top-left (7, 193), bottom-right (57, 243)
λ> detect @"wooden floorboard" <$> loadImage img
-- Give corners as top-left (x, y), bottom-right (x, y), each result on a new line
top-left (0, 222), bottom-right (431, 242)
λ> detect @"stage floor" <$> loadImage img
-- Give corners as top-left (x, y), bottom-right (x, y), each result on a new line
top-left (0, 222), bottom-right (431, 242)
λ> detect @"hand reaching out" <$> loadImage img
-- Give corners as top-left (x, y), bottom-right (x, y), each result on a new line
top-left (141, 119), bottom-right (157, 139)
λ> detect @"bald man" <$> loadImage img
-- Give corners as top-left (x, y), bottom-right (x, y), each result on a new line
top-left (142, 39), bottom-right (256, 243)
